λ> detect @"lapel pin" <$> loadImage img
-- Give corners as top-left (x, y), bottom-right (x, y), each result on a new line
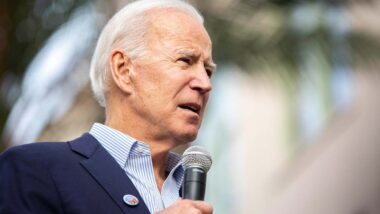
top-left (123, 194), bottom-right (139, 206)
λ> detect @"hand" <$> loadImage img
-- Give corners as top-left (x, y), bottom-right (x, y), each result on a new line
top-left (155, 199), bottom-right (213, 214)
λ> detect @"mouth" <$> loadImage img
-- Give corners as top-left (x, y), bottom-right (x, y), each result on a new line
top-left (178, 103), bottom-right (201, 115)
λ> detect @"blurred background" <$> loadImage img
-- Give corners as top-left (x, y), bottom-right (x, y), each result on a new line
top-left (1, 0), bottom-right (380, 213)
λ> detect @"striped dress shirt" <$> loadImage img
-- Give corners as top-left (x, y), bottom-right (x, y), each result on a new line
top-left (89, 123), bottom-right (184, 213)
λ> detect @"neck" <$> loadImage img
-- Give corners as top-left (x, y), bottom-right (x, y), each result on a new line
top-left (105, 105), bottom-right (177, 191)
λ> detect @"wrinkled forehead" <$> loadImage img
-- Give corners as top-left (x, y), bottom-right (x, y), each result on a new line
top-left (145, 8), bottom-right (212, 51)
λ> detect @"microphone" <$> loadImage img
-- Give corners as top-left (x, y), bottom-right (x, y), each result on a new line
top-left (181, 146), bottom-right (212, 201)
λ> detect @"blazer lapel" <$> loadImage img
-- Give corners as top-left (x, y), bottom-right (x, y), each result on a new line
top-left (69, 133), bottom-right (150, 214)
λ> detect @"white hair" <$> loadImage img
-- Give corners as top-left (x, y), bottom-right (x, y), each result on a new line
top-left (89, 0), bottom-right (204, 107)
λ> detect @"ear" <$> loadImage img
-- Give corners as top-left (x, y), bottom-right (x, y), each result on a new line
top-left (109, 49), bottom-right (133, 94)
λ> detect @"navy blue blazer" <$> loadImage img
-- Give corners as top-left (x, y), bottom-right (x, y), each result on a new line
top-left (0, 133), bottom-right (151, 214)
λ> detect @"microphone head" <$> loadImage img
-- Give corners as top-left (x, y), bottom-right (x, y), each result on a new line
top-left (182, 146), bottom-right (212, 172)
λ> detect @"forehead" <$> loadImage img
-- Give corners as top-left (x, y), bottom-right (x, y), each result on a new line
top-left (145, 8), bottom-right (212, 55)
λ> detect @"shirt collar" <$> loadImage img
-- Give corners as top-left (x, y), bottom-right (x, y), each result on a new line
top-left (89, 123), bottom-right (137, 168)
top-left (167, 153), bottom-right (184, 187)
top-left (89, 123), bottom-right (183, 175)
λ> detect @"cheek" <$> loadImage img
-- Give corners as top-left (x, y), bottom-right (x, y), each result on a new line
top-left (199, 94), bottom-right (210, 116)
top-left (203, 93), bottom-right (210, 105)
top-left (140, 62), bottom-right (174, 83)
top-left (133, 66), bottom-right (163, 93)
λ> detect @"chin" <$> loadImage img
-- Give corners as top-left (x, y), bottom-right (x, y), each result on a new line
top-left (170, 121), bottom-right (201, 144)
top-left (175, 129), bottom-right (199, 144)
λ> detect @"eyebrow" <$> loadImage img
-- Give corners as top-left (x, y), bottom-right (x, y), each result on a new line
top-left (205, 61), bottom-right (217, 72)
top-left (176, 49), bottom-right (217, 71)
top-left (175, 49), bottom-right (197, 58)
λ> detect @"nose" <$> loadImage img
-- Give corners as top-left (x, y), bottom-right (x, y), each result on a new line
top-left (189, 67), bottom-right (212, 94)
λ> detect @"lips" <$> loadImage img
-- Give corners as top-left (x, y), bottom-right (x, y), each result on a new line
top-left (178, 103), bottom-right (201, 114)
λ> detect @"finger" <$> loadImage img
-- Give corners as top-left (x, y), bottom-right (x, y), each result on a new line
top-left (191, 200), bottom-right (213, 214)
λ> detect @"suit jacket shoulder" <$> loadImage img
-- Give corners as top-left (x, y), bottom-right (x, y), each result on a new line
top-left (0, 134), bottom-right (150, 214)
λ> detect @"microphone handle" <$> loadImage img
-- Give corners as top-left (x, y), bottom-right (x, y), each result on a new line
top-left (182, 167), bottom-right (207, 200)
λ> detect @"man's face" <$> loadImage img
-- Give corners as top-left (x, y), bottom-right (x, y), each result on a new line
top-left (128, 9), bottom-right (215, 144)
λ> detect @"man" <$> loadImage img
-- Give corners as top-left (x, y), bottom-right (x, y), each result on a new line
top-left (0, 0), bottom-right (216, 213)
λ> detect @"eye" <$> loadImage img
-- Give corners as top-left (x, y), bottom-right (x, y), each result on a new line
top-left (177, 57), bottom-right (191, 65)
top-left (206, 69), bottom-right (213, 78)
